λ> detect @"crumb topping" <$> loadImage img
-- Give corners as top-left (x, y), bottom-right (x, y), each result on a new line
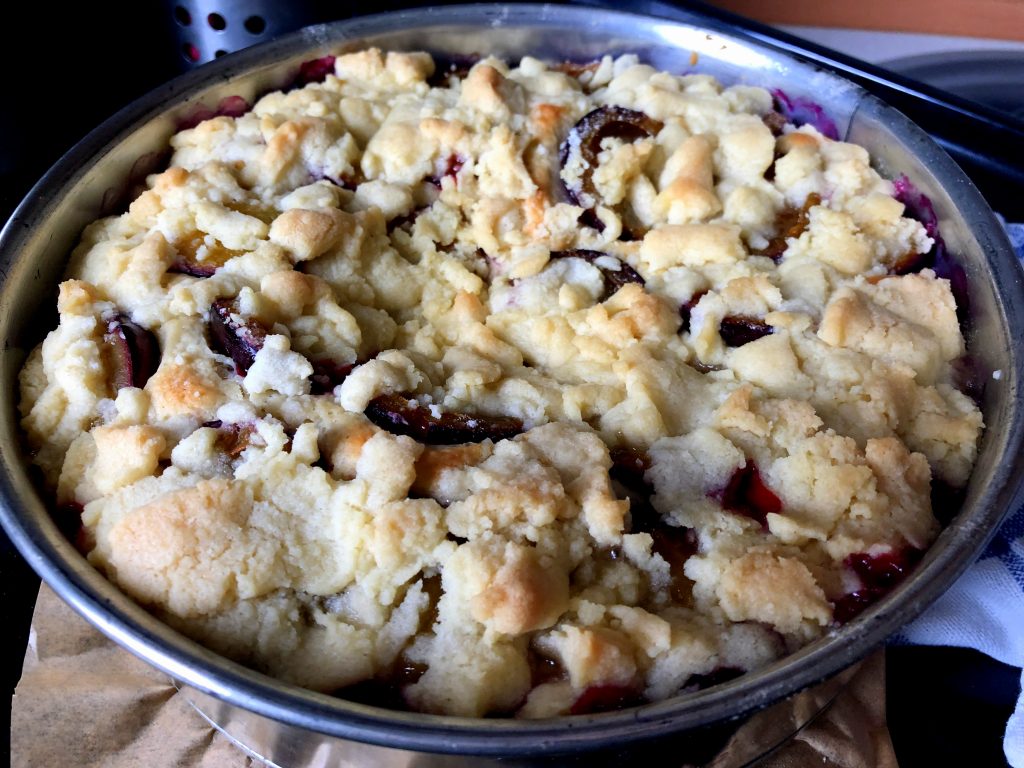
top-left (20, 48), bottom-right (982, 718)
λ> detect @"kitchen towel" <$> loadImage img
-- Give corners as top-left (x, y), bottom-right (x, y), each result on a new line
top-left (897, 221), bottom-right (1024, 768)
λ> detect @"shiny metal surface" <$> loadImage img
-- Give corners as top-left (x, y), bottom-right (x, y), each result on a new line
top-left (883, 50), bottom-right (1024, 121)
top-left (168, 0), bottom-right (320, 67)
top-left (1, 3), bottom-right (1022, 764)
top-left (178, 661), bottom-right (859, 767)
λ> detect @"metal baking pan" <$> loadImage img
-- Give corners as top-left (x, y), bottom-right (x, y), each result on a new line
top-left (1, 4), bottom-right (1022, 765)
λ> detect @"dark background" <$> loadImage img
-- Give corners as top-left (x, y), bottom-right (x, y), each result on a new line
top-left (2, 3), bottom-right (1019, 767)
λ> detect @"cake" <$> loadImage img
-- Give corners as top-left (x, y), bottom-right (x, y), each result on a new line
top-left (19, 48), bottom-right (982, 717)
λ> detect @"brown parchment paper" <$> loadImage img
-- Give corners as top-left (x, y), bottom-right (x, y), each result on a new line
top-left (11, 584), bottom-right (898, 768)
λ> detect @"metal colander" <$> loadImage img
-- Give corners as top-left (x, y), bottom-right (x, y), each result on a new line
top-left (166, 0), bottom-right (490, 68)
top-left (168, 0), bottom-right (328, 66)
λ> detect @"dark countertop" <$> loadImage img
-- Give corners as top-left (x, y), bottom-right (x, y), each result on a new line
top-left (2, 3), bottom-right (1018, 767)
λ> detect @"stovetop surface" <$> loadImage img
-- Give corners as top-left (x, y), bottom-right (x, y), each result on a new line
top-left (2, 3), bottom-right (1019, 767)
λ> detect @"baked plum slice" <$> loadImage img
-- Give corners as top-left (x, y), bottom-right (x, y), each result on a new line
top-left (832, 547), bottom-right (923, 623)
top-left (209, 299), bottom-right (364, 388)
top-left (552, 59), bottom-right (602, 79)
top-left (762, 109), bottom-right (789, 136)
top-left (294, 55), bottom-right (336, 87)
top-left (715, 461), bottom-right (782, 528)
top-left (719, 316), bottom-right (774, 347)
top-left (210, 421), bottom-right (258, 458)
top-left (609, 445), bottom-right (656, 524)
top-left (309, 359), bottom-right (356, 395)
top-left (559, 106), bottom-right (663, 210)
top-left (677, 289), bottom-right (708, 335)
top-left (677, 290), bottom-right (775, 348)
top-left (103, 313), bottom-right (160, 390)
top-left (169, 231), bottom-right (244, 277)
top-left (549, 249), bottom-right (645, 300)
top-left (609, 445), bottom-right (651, 486)
top-left (208, 298), bottom-right (268, 375)
top-left (770, 89), bottom-right (839, 140)
top-left (610, 446), bottom-right (699, 604)
top-left (754, 193), bottom-right (820, 263)
top-left (891, 175), bottom-right (969, 320)
top-left (365, 393), bottom-right (524, 445)
top-left (171, 261), bottom-right (218, 278)
top-left (570, 683), bottom-right (646, 715)
top-left (427, 154), bottom-right (465, 188)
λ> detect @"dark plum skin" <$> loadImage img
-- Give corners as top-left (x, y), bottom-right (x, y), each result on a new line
top-left (719, 316), bottom-right (774, 347)
top-left (678, 290), bottom-right (708, 335)
top-left (559, 106), bottom-right (663, 210)
top-left (310, 359), bottom-right (356, 395)
top-left (609, 445), bottom-right (651, 487)
top-left (569, 684), bottom-right (646, 715)
top-left (103, 313), bottom-right (160, 390)
top-left (365, 393), bottom-right (524, 445)
top-left (832, 547), bottom-right (923, 623)
top-left (208, 299), bottom-right (363, 389)
top-left (716, 461), bottom-right (782, 528)
top-left (681, 303), bottom-right (775, 349)
top-left (891, 175), bottom-right (969, 321)
top-left (650, 523), bottom-right (700, 604)
top-left (169, 259), bottom-right (218, 278)
top-left (762, 110), bottom-right (789, 136)
top-left (609, 446), bottom-right (699, 603)
top-left (888, 177), bottom-right (940, 277)
top-left (549, 249), bottom-right (645, 300)
top-left (428, 154), bottom-right (465, 188)
top-left (208, 299), bottom-right (268, 375)
top-left (847, 548), bottom-right (922, 589)
top-left (294, 55), bottom-right (337, 88)
top-left (609, 445), bottom-right (656, 525)
top-left (770, 89), bottom-right (839, 140)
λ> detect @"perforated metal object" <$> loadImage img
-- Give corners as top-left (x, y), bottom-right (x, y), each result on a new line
top-left (168, 0), bottom-right (326, 66)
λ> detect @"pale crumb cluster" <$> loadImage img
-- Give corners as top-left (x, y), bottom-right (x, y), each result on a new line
top-left (20, 48), bottom-right (982, 717)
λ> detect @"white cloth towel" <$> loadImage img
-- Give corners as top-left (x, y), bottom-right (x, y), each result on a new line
top-left (897, 221), bottom-right (1024, 768)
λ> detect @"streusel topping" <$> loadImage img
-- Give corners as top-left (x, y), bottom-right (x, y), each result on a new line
top-left (20, 49), bottom-right (981, 717)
